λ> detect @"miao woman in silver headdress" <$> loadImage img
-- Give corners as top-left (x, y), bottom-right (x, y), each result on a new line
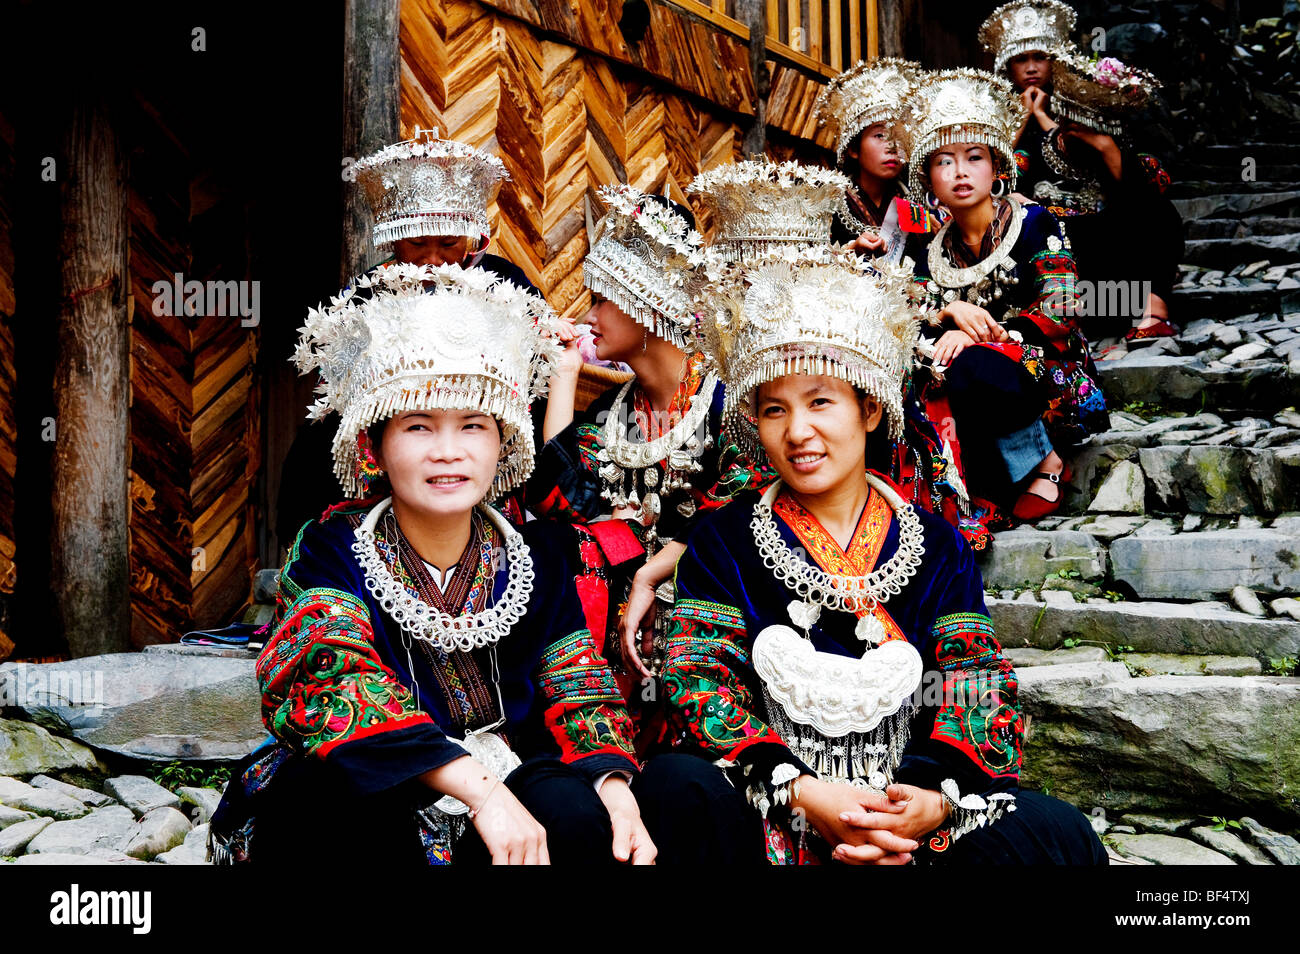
top-left (211, 265), bottom-right (653, 865)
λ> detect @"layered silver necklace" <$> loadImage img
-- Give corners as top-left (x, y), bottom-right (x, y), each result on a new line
top-left (595, 371), bottom-right (718, 529)
top-left (750, 474), bottom-right (925, 640)
top-left (926, 197), bottom-right (1024, 308)
top-left (351, 497), bottom-right (534, 653)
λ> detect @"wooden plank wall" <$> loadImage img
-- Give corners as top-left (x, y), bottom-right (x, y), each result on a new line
top-left (401, 0), bottom-right (832, 319)
top-left (0, 107), bottom-right (16, 658)
top-left (125, 97), bottom-right (260, 648)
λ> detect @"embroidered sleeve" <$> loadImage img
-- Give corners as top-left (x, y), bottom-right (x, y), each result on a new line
top-left (256, 523), bottom-right (469, 796)
top-left (687, 436), bottom-right (777, 523)
top-left (1013, 210), bottom-right (1081, 347)
top-left (526, 418), bottom-right (608, 522)
top-left (535, 629), bottom-right (639, 775)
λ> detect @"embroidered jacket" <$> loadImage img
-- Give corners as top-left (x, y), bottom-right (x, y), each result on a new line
top-left (911, 200), bottom-right (1109, 446)
top-left (661, 483), bottom-right (1022, 861)
top-left (255, 505), bottom-right (638, 798)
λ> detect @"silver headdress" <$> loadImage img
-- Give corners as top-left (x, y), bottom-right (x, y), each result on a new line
top-left (978, 0), bottom-right (1077, 75)
top-left (815, 58), bottom-right (922, 162)
top-left (583, 184), bottom-right (705, 351)
top-left (352, 129), bottom-right (509, 250)
top-left (895, 69), bottom-right (1026, 194)
top-left (699, 249), bottom-right (923, 462)
top-left (293, 263), bottom-right (563, 500)
top-left (1049, 48), bottom-right (1161, 136)
top-left (689, 159), bottom-right (853, 264)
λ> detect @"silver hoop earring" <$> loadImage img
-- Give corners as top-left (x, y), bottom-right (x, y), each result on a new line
top-left (991, 177), bottom-right (1007, 198)
top-left (925, 191), bottom-right (941, 210)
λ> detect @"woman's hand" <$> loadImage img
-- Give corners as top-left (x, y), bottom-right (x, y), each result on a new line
top-left (420, 756), bottom-right (550, 864)
top-left (620, 569), bottom-right (659, 680)
top-left (833, 783), bottom-right (950, 865)
top-left (942, 300), bottom-right (1007, 342)
top-left (598, 776), bottom-right (657, 864)
top-left (847, 230), bottom-right (887, 256)
top-left (620, 540), bottom-right (686, 680)
top-left (932, 329), bottom-right (975, 367)
top-left (543, 331), bottom-right (584, 442)
top-left (791, 777), bottom-right (920, 865)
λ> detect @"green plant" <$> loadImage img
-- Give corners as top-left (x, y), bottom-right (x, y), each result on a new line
top-left (1266, 655), bottom-right (1298, 676)
top-left (1060, 637), bottom-right (1133, 660)
top-left (1207, 816), bottom-right (1243, 833)
top-left (148, 761), bottom-right (232, 793)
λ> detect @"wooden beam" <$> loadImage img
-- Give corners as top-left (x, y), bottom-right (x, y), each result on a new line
top-left (809, 0), bottom-right (822, 63)
top-left (665, 0), bottom-right (750, 39)
top-left (766, 0), bottom-right (778, 40)
top-left (342, 0), bottom-right (401, 283)
top-left (849, 0), bottom-right (861, 62)
top-left (787, 0), bottom-right (802, 50)
top-left (829, 0), bottom-right (842, 70)
top-left (53, 100), bottom-right (130, 657)
top-left (867, 0), bottom-right (878, 59)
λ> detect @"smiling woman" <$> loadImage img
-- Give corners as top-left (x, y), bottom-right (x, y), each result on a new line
top-left (634, 217), bottom-right (1105, 866)
top-left (209, 264), bottom-right (654, 866)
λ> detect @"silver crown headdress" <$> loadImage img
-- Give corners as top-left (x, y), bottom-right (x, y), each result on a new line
top-left (352, 129), bottom-right (509, 250)
top-left (293, 263), bottom-right (563, 500)
top-left (1049, 48), bottom-right (1161, 136)
top-left (583, 184), bottom-right (705, 351)
top-left (697, 249), bottom-right (923, 463)
top-left (895, 69), bottom-right (1026, 194)
top-left (689, 159), bottom-right (853, 264)
top-left (978, 0), bottom-right (1077, 75)
top-left (815, 58), bottom-right (922, 162)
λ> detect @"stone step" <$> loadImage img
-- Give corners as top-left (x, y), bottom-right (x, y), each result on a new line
top-left (1018, 661), bottom-right (1300, 827)
top-left (1183, 235), bottom-right (1300, 267)
top-left (1170, 283), bottom-right (1297, 321)
top-left (989, 594), bottom-right (1300, 658)
top-left (1170, 180), bottom-right (1300, 198)
top-left (1066, 410), bottom-right (1300, 516)
top-left (1096, 353), bottom-right (1299, 414)
top-left (980, 517), bottom-right (1300, 603)
top-left (1173, 190), bottom-right (1300, 221)
top-left (1185, 216), bottom-right (1300, 240)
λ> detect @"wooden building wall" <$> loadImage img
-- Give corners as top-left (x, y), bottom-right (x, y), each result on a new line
top-left (125, 98), bottom-right (261, 648)
top-left (400, 0), bottom-right (834, 318)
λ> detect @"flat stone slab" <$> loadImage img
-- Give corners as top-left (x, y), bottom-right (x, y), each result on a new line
top-left (988, 595), bottom-right (1300, 657)
top-left (1108, 833), bottom-right (1236, 865)
top-left (104, 775), bottom-right (181, 816)
top-left (1188, 826), bottom-right (1274, 864)
top-left (0, 804), bottom-right (35, 829)
top-left (1139, 445), bottom-right (1295, 515)
top-left (0, 816), bottom-right (52, 856)
top-left (0, 652), bottom-right (263, 761)
top-left (1110, 527), bottom-right (1300, 599)
top-left (156, 823), bottom-right (210, 865)
top-left (0, 776), bottom-right (90, 820)
top-left (176, 786), bottom-right (222, 825)
top-left (124, 806), bottom-right (191, 860)
top-left (0, 717), bottom-right (106, 779)
top-left (976, 529), bottom-right (1105, 590)
top-left (1021, 674), bottom-right (1300, 824)
top-left (1005, 646), bottom-right (1110, 667)
top-left (27, 774), bottom-right (115, 807)
top-left (1240, 817), bottom-right (1300, 864)
top-left (25, 805), bottom-right (137, 856)
top-left (1121, 653), bottom-right (1263, 676)
top-left (1118, 813), bottom-right (1197, 835)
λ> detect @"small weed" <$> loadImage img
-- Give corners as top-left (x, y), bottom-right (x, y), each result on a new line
top-left (1266, 655), bottom-right (1298, 676)
top-left (148, 761), bottom-right (232, 793)
top-left (1061, 637), bottom-right (1134, 660)
top-left (1207, 816), bottom-right (1243, 833)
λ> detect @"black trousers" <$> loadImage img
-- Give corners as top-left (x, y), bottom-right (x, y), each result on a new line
top-left (635, 752), bottom-right (1107, 865)
top-left (243, 756), bottom-right (616, 865)
top-left (943, 346), bottom-right (1051, 506)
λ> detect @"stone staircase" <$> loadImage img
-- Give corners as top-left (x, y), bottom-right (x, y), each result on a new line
top-left (976, 138), bottom-right (1300, 864)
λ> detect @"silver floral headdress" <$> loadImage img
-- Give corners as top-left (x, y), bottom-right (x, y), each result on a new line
top-left (689, 159), bottom-right (853, 263)
top-left (697, 249), bottom-right (923, 462)
top-left (583, 184), bottom-right (705, 350)
top-left (815, 58), bottom-right (922, 162)
top-left (895, 69), bottom-right (1026, 194)
top-left (978, 0), bottom-right (1077, 74)
top-left (352, 129), bottom-right (509, 250)
top-left (293, 263), bottom-right (563, 500)
top-left (1049, 48), bottom-right (1161, 136)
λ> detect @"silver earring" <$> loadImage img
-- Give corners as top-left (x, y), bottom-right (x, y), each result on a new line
top-left (991, 177), bottom-right (1008, 198)
top-left (642, 329), bottom-right (648, 353)
top-left (925, 190), bottom-right (941, 210)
